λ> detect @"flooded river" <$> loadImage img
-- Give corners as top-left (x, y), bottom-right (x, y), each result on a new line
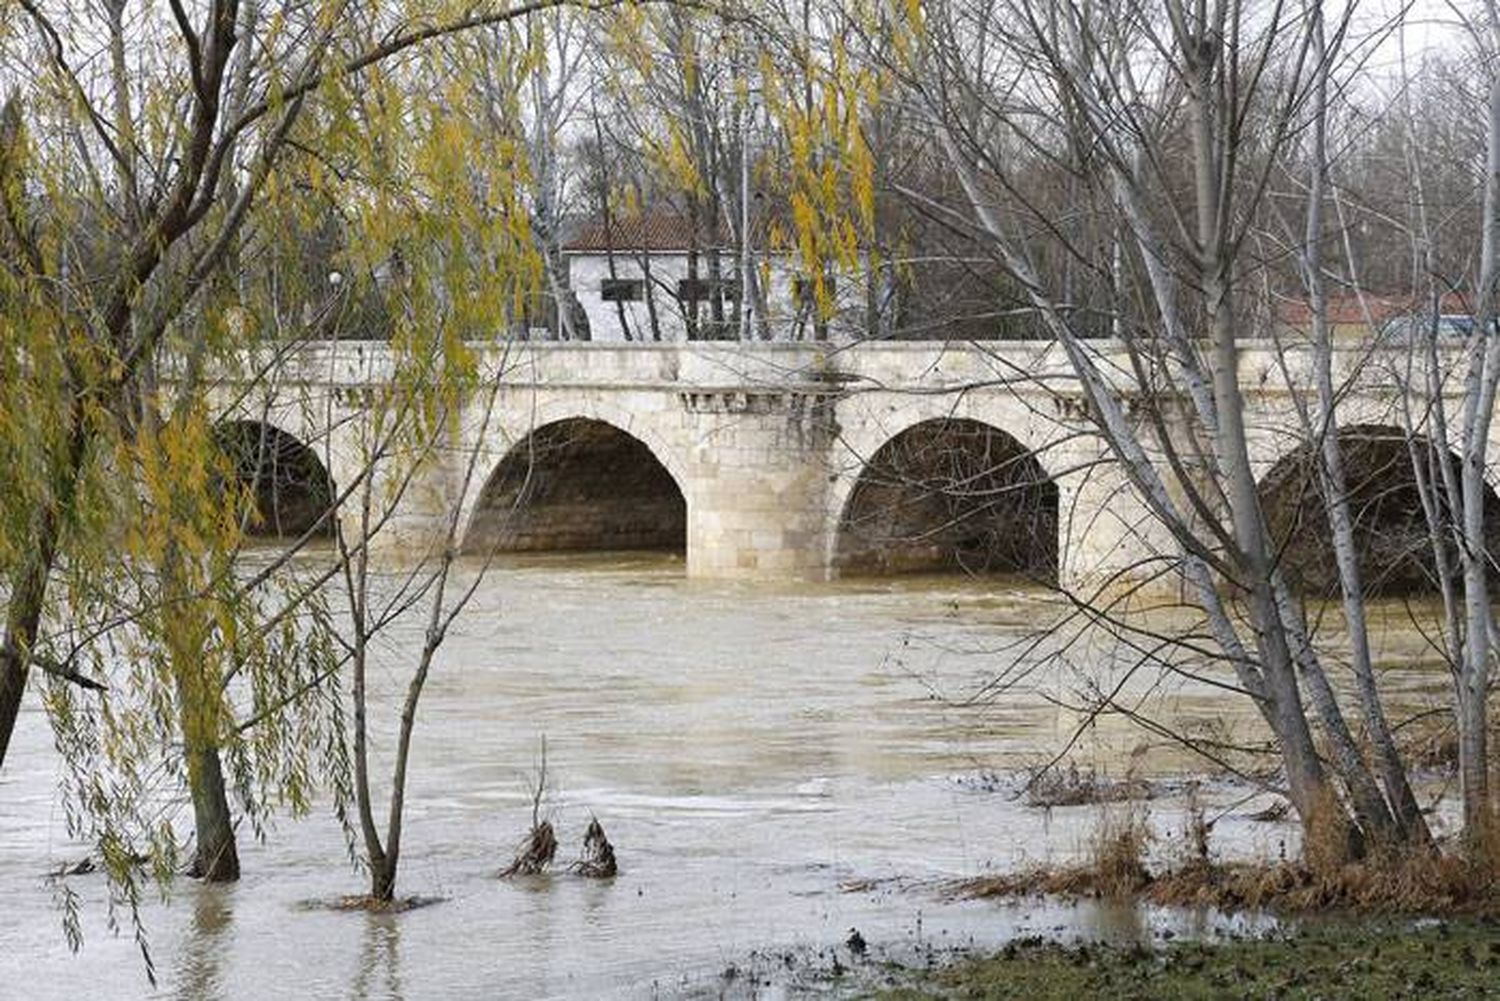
top-left (0, 555), bottom-right (1453, 998)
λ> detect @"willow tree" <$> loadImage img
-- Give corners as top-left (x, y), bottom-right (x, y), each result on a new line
top-left (592, 4), bottom-right (790, 339)
top-left (0, 0), bottom-right (646, 954)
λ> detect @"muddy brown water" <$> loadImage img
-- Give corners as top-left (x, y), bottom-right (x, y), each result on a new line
top-left (0, 553), bottom-right (1458, 998)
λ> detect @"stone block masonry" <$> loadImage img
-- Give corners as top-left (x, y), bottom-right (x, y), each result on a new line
top-left (197, 339), bottom-right (1500, 598)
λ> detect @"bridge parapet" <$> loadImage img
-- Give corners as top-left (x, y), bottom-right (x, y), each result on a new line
top-left (221, 336), bottom-right (1471, 401)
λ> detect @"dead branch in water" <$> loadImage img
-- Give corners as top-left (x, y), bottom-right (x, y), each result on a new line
top-left (500, 736), bottom-right (558, 877)
top-left (570, 816), bottom-right (618, 878)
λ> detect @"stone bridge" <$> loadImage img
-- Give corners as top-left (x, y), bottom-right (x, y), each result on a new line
top-left (201, 339), bottom-right (1500, 596)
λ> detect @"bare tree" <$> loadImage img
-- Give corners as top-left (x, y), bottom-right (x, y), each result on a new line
top-left (840, 0), bottom-right (1485, 855)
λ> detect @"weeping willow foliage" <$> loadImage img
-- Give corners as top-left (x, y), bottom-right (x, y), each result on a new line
top-left (1, 86), bottom-right (356, 964)
top-left (0, 0), bottom-right (918, 966)
top-left (594, 3), bottom-right (903, 325)
top-left (0, 0), bottom-right (545, 967)
top-left (597, 0), bottom-right (912, 325)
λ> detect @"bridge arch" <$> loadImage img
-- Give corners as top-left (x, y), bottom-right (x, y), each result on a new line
top-left (1257, 423), bottom-right (1500, 596)
top-left (214, 419), bottom-right (337, 538)
top-left (462, 416), bottom-right (688, 555)
top-left (832, 417), bottom-right (1060, 577)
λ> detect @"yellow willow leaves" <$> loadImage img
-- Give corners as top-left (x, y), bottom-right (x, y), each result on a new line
top-left (310, 28), bottom-right (544, 348)
top-left (893, 0), bottom-right (924, 63)
top-left (606, 6), bottom-right (737, 200)
top-left (750, 2), bottom-right (918, 318)
top-left (98, 406), bottom-right (246, 759)
top-left (0, 334), bottom-right (63, 569)
top-left (677, 16), bottom-right (702, 96)
top-left (265, 6), bottom-right (289, 56)
top-left (125, 409), bottom-right (244, 565)
top-left (619, 184), bottom-right (643, 217)
top-left (606, 3), bottom-right (657, 77)
top-left (764, 59), bottom-right (872, 311)
top-left (657, 131), bottom-right (707, 198)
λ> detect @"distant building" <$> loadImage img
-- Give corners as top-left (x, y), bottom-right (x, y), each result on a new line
top-left (1272, 292), bottom-right (1478, 341)
top-left (562, 211), bottom-right (838, 341)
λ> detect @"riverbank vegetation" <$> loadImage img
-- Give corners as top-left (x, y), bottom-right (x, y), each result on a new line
top-left (960, 817), bottom-right (1500, 918)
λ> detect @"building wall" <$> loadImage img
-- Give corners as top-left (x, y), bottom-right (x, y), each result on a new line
top-left (566, 251), bottom-right (849, 342)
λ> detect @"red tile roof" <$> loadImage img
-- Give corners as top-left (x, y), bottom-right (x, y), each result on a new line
top-left (562, 211), bottom-right (780, 253)
top-left (1275, 292), bottom-right (1476, 328)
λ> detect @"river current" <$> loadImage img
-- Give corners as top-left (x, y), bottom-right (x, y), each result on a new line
top-left (0, 554), bottom-right (1449, 998)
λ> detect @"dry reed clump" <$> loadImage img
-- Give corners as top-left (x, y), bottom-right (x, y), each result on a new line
top-left (1088, 804), bottom-right (1154, 895)
top-left (961, 800), bottom-right (1500, 917)
top-left (1147, 847), bottom-right (1499, 915)
top-left (499, 819), bottom-right (558, 877)
top-left (964, 803), bottom-right (1153, 900)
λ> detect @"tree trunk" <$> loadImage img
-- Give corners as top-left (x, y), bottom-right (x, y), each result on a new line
top-left (1302, 3), bottom-right (1427, 845)
top-left (1213, 299), bottom-right (1339, 838)
top-left (0, 399), bottom-right (87, 769)
top-left (1182, 25), bottom-right (1345, 847)
top-left (173, 649), bottom-right (240, 883)
top-left (185, 741), bottom-right (240, 881)
top-left (0, 513), bottom-right (59, 768)
top-left (176, 623), bottom-right (239, 884)
top-left (346, 461), bottom-right (393, 901)
top-left (685, 197), bottom-right (701, 341)
top-left (163, 543), bottom-right (241, 882)
top-left (1455, 46), bottom-right (1500, 845)
top-left (370, 852), bottom-right (397, 902)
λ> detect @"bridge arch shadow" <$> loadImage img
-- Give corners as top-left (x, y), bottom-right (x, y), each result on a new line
top-left (834, 417), bottom-right (1059, 578)
top-left (214, 420), bottom-right (337, 538)
top-left (463, 417), bottom-right (687, 555)
top-left (1258, 423), bottom-right (1500, 597)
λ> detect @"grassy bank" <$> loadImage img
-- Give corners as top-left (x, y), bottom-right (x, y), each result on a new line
top-left (879, 922), bottom-right (1500, 999)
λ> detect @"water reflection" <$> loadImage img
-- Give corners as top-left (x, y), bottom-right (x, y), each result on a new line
top-left (350, 913), bottom-right (403, 1001)
top-left (172, 885), bottom-right (233, 1001)
top-left (578, 875), bottom-right (613, 929)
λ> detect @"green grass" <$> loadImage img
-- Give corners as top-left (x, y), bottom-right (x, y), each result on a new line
top-left (879, 922), bottom-right (1500, 999)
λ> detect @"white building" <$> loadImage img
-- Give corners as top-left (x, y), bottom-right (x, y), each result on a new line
top-left (562, 213), bottom-right (846, 341)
